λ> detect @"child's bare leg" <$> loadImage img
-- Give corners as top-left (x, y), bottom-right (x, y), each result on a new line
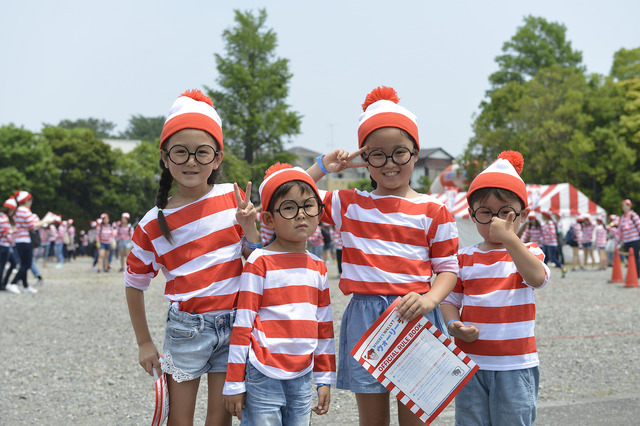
top-left (356, 393), bottom-right (390, 426)
top-left (205, 372), bottom-right (231, 426)
top-left (167, 375), bottom-right (200, 425)
top-left (397, 399), bottom-right (427, 425)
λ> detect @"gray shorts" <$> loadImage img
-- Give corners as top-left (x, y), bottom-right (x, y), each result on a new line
top-left (161, 307), bottom-right (235, 382)
top-left (337, 293), bottom-right (446, 393)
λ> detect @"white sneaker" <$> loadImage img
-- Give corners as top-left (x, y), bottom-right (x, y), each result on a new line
top-left (35, 277), bottom-right (44, 287)
top-left (23, 286), bottom-right (38, 294)
top-left (6, 284), bottom-right (21, 294)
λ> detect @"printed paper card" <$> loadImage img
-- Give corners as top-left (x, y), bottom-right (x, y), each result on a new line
top-left (351, 298), bottom-right (478, 424)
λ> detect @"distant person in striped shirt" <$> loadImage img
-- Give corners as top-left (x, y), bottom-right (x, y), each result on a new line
top-left (8, 191), bottom-right (52, 294)
top-left (441, 151), bottom-right (550, 426)
top-left (125, 90), bottom-right (260, 426)
top-left (223, 163), bottom-right (336, 424)
top-left (308, 86), bottom-right (459, 426)
top-left (619, 199), bottom-right (640, 276)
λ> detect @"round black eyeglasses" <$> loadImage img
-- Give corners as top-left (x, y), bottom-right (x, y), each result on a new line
top-left (363, 146), bottom-right (415, 168)
top-left (471, 206), bottom-right (521, 224)
top-left (166, 144), bottom-right (218, 165)
top-left (274, 197), bottom-right (324, 220)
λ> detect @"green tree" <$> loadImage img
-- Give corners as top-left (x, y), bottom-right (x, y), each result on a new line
top-left (121, 114), bottom-right (165, 142)
top-left (489, 15), bottom-right (584, 90)
top-left (112, 139), bottom-right (160, 222)
top-left (0, 124), bottom-right (59, 211)
top-left (206, 8), bottom-right (302, 184)
top-left (52, 118), bottom-right (117, 138)
top-left (611, 47), bottom-right (640, 81)
top-left (42, 126), bottom-right (118, 226)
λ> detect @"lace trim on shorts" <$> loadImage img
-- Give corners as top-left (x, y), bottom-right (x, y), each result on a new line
top-left (161, 351), bottom-right (194, 383)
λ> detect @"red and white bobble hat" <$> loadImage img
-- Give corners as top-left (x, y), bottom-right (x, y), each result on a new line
top-left (3, 197), bottom-right (17, 210)
top-left (466, 151), bottom-right (528, 208)
top-left (259, 163), bottom-right (320, 210)
top-left (357, 86), bottom-right (419, 149)
top-left (159, 89), bottom-right (223, 151)
top-left (122, 212), bottom-right (130, 220)
top-left (14, 190), bottom-right (32, 204)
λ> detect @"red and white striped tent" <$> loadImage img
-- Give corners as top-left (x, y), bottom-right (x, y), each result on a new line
top-left (431, 183), bottom-right (607, 247)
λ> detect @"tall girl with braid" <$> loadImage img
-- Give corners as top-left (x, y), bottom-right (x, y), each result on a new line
top-left (125, 89), bottom-right (260, 425)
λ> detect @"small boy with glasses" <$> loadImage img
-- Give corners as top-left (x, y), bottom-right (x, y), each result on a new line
top-left (223, 163), bottom-right (336, 424)
top-left (441, 151), bottom-right (550, 425)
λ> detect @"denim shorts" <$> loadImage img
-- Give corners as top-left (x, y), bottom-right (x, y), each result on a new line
top-left (337, 293), bottom-right (446, 393)
top-left (161, 307), bottom-right (235, 382)
top-left (242, 362), bottom-right (312, 426)
top-left (454, 367), bottom-right (540, 425)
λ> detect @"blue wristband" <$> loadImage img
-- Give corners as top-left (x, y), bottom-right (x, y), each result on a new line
top-left (316, 383), bottom-right (331, 391)
top-left (242, 236), bottom-right (263, 250)
top-left (447, 319), bottom-right (457, 330)
top-left (316, 155), bottom-right (329, 174)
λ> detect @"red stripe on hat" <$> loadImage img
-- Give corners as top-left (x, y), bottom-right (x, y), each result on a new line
top-left (160, 113), bottom-right (223, 150)
top-left (357, 112), bottom-right (419, 149)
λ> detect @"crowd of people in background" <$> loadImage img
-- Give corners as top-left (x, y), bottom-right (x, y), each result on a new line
top-left (0, 190), bottom-right (134, 295)
top-left (516, 199), bottom-right (640, 278)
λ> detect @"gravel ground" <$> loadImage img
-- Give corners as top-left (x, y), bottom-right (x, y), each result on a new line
top-left (1, 256), bottom-right (639, 425)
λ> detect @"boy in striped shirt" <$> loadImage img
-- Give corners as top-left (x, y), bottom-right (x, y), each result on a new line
top-left (223, 163), bottom-right (336, 424)
top-left (441, 151), bottom-right (550, 426)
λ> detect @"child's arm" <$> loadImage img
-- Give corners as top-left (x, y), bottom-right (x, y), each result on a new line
top-left (440, 303), bottom-right (479, 343)
top-left (125, 286), bottom-right (161, 376)
top-left (313, 386), bottom-right (331, 415)
top-left (306, 148), bottom-right (368, 182)
top-left (396, 271), bottom-right (456, 322)
top-left (490, 211), bottom-right (547, 287)
top-left (222, 393), bottom-right (245, 420)
top-left (234, 182), bottom-right (260, 256)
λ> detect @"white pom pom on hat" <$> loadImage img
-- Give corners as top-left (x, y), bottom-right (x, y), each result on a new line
top-left (466, 151), bottom-right (528, 208)
top-left (357, 86), bottom-right (419, 149)
top-left (160, 89), bottom-right (223, 151)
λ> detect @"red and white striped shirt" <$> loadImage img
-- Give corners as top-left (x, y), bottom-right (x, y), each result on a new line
top-left (124, 184), bottom-right (245, 314)
top-left (308, 226), bottom-right (324, 247)
top-left (541, 221), bottom-right (558, 246)
top-left (520, 226), bottom-right (543, 246)
top-left (39, 226), bottom-right (50, 244)
top-left (443, 242), bottom-right (549, 371)
top-left (56, 223), bottom-right (67, 243)
top-left (97, 224), bottom-right (115, 244)
top-left (595, 224), bottom-right (607, 248)
top-left (0, 213), bottom-right (11, 247)
top-left (13, 206), bottom-right (38, 243)
top-left (580, 222), bottom-right (595, 245)
top-left (320, 189), bottom-right (459, 296)
top-left (223, 249), bottom-right (336, 395)
top-left (117, 223), bottom-right (133, 240)
top-left (618, 211), bottom-right (640, 243)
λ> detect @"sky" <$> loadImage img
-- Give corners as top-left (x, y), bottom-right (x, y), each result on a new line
top-left (1, 1), bottom-right (639, 159)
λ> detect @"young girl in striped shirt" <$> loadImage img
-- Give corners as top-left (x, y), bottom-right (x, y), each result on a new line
top-left (125, 89), bottom-right (261, 425)
top-left (441, 151), bottom-right (550, 425)
top-left (223, 163), bottom-right (336, 424)
top-left (308, 86), bottom-right (459, 425)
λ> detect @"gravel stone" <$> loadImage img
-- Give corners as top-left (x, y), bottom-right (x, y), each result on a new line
top-left (1, 258), bottom-right (638, 425)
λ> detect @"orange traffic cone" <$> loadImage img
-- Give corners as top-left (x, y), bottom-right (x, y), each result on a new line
top-left (609, 247), bottom-right (624, 283)
top-left (624, 247), bottom-right (639, 288)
